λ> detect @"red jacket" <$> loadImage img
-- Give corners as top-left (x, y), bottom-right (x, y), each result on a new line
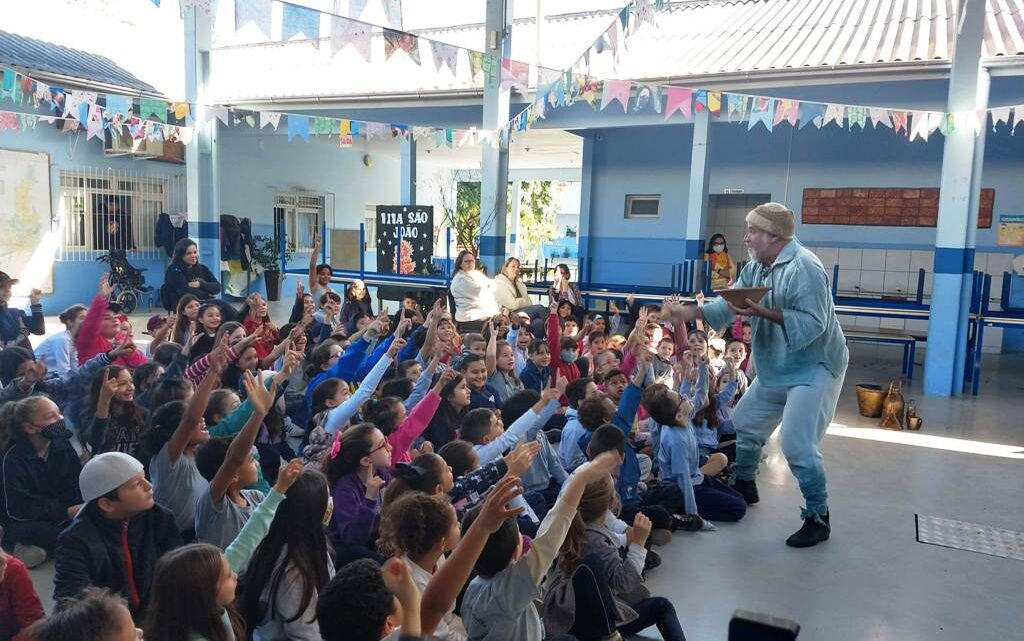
top-left (0, 554), bottom-right (45, 641)
top-left (547, 313), bottom-right (580, 397)
top-left (242, 316), bottom-right (277, 360)
top-left (76, 295), bottom-right (148, 369)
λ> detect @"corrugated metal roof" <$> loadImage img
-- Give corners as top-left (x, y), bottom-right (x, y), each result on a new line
top-left (0, 30), bottom-right (162, 96)
top-left (210, 0), bottom-right (1024, 102)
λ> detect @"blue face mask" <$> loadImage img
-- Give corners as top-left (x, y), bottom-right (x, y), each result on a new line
top-left (560, 350), bottom-right (578, 364)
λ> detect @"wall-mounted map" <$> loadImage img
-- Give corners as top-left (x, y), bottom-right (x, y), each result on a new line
top-left (0, 148), bottom-right (53, 293)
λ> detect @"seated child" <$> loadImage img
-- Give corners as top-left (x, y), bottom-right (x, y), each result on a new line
top-left (458, 354), bottom-right (499, 411)
top-left (316, 557), bottom-right (423, 641)
top-left (496, 389), bottom-right (569, 510)
top-left (24, 588), bottom-right (132, 641)
top-left (322, 423), bottom-right (392, 561)
top-left (54, 452), bottom-right (182, 619)
top-left (487, 340), bottom-right (524, 406)
top-left (0, 525), bottom-right (45, 640)
top-left (558, 377), bottom-right (597, 472)
top-left (651, 337), bottom-right (676, 387)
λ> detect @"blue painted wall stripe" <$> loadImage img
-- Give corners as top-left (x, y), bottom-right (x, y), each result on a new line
top-left (478, 235), bottom-right (506, 256)
top-left (933, 247), bottom-right (975, 274)
top-left (683, 239), bottom-right (703, 259)
top-left (197, 221), bottom-right (219, 238)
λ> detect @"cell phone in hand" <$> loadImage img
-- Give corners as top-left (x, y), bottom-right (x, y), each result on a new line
top-left (729, 610), bottom-right (800, 641)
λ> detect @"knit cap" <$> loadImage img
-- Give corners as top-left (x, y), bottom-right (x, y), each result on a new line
top-left (80, 452), bottom-right (144, 504)
top-left (746, 203), bottom-right (796, 239)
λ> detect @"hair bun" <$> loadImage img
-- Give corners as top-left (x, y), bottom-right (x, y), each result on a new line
top-left (392, 463), bottom-right (424, 481)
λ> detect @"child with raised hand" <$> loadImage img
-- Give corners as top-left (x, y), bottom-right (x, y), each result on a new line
top-left (143, 459), bottom-right (304, 641)
top-left (546, 300), bottom-right (581, 388)
top-left (422, 373), bottom-right (471, 449)
top-left (518, 339), bottom-right (551, 393)
top-left (81, 365), bottom-right (147, 457)
top-left (544, 477), bottom-right (687, 641)
top-left (558, 376), bottom-right (598, 472)
top-left (458, 452), bottom-right (621, 641)
top-left (317, 556), bottom-right (423, 641)
top-left (458, 353), bottom-right (499, 411)
top-left (439, 439), bottom-right (540, 520)
top-left (363, 364), bottom-right (452, 466)
top-left (505, 312), bottom-right (533, 374)
top-left (194, 370), bottom-right (277, 549)
top-left (379, 492), bottom-right (467, 641)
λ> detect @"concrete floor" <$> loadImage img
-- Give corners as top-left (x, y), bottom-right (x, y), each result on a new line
top-left (23, 320), bottom-right (1024, 640)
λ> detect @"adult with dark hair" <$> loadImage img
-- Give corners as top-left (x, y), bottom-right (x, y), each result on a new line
top-left (33, 303), bottom-right (88, 377)
top-left (162, 238), bottom-right (221, 311)
top-left (0, 271), bottom-right (43, 352)
top-left (706, 233), bottom-right (736, 291)
top-left (667, 202), bottom-right (848, 548)
top-left (548, 263), bottom-right (583, 317)
top-left (449, 250), bottom-right (499, 332)
top-left (494, 257), bottom-right (546, 337)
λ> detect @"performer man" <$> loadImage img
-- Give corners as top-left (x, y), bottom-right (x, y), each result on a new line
top-left (667, 203), bottom-right (848, 547)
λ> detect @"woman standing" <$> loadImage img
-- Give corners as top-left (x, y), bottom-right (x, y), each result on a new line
top-left (449, 250), bottom-right (499, 333)
top-left (706, 233), bottom-right (736, 291)
top-left (494, 258), bottom-right (546, 337)
top-left (162, 238), bottom-right (221, 311)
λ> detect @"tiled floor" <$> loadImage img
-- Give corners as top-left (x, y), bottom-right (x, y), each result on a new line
top-left (23, 317), bottom-right (1024, 640)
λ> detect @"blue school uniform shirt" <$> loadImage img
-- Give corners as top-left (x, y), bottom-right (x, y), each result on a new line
top-left (558, 408), bottom-right (587, 472)
top-left (701, 239), bottom-right (849, 386)
top-left (518, 360), bottom-right (550, 392)
top-left (577, 382), bottom-right (643, 506)
top-left (692, 379), bottom-right (738, 450)
top-left (468, 384), bottom-right (500, 411)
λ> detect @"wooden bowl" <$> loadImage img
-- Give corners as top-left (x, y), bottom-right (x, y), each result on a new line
top-left (716, 287), bottom-right (771, 310)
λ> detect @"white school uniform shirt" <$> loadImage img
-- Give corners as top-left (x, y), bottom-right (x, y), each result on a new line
top-left (34, 330), bottom-right (77, 378)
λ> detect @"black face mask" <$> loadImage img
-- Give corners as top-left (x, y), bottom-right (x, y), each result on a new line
top-left (40, 419), bottom-right (72, 440)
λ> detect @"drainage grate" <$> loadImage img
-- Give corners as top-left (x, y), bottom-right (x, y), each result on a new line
top-left (915, 515), bottom-right (1024, 562)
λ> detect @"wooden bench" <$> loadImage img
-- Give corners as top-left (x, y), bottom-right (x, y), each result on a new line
top-left (844, 330), bottom-right (918, 379)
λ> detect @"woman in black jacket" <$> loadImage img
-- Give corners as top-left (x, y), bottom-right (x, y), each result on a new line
top-left (162, 238), bottom-right (221, 311)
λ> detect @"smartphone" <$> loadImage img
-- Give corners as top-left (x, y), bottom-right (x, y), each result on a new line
top-left (728, 610), bottom-right (800, 641)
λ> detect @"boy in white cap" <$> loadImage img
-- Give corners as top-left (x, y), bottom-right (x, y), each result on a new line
top-left (666, 202), bottom-right (848, 548)
top-left (53, 452), bottom-right (182, 619)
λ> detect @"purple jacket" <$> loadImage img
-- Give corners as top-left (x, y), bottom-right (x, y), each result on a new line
top-left (328, 469), bottom-right (392, 548)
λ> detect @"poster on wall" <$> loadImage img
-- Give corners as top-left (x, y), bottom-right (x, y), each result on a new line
top-left (0, 149), bottom-right (54, 294)
top-left (375, 205), bottom-right (434, 274)
top-left (997, 215), bottom-right (1024, 247)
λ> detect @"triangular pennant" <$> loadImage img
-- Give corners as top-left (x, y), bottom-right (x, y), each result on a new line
top-left (664, 86), bottom-right (693, 120)
top-left (632, 84), bottom-right (662, 113)
top-left (208, 105), bottom-right (230, 125)
top-left (287, 115), bottom-right (311, 142)
top-left (139, 97), bottom-right (167, 121)
top-left (773, 99), bottom-right (799, 126)
top-left (431, 41), bottom-right (459, 74)
top-left (49, 87), bottom-right (65, 113)
top-left (909, 111), bottom-right (930, 141)
top-left (748, 97), bottom-right (775, 131)
top-left (350, 0), bottom-right (368, 18)
top-left (330, 16), bottom-right (373, 61)
top-left (593, 34), bottom-right (610, 55)
top-left (500, 58), bottom-right (529, 92)
top-left (105, 94), bottom-right (133, 120)
top-left (64, 90), bottom-right (97, 119)
top-left (822, 103), bottom-right (846, 128)
top-left (706, 90), bottom-right (721, 117)
top-left (579, 79), bottom-right (600, 106)
top-left (259, 111), bottom-right (282, 129)
top-left (990, 106), bottom-right (1011, 131)
top-left (694, 89), bottom-right (708, 112)
top-left (32, 81), bottom-right (49, 108)
top-left (869, 107), bottom-right (892, 128)
top-left (726, 94), bottom-right (749, 122)
top-left (1012, 106), bottom-right (1024, 134)
top-left (382, 0), bottom-right (403, 29)
top-left (468, 51), bottom-right (484, 78)
top-left (600, 79), bottom-right (631, 112)
top-left (282, 3), bottom-right (321, 47)
top-left (847, 106), bottom-right (868, 130)
top-left (234, 0), bottom-right (272, 38)
top-left (633, 0), bottom-right (656, 30)
top-left (618, 6), bottom-right (630, 31)
top-left (89, 113), bottom-right (106, 140)
top-left (606, 22), bottom-right (619, 57)
top-left (939, 113), bottom-right (957, 136)
top-left (176, 126), bottom-right (195, 145)
top-left (383, 29), bottom-right (420, 64)
top-left (797, 101), bottom-right (826, 129)
top-left (891, 111), bottom-right (908, 134)
top-left (171, 102), bottom-right (191, 120)
top-left (18, 76), bottom-right (32, 104)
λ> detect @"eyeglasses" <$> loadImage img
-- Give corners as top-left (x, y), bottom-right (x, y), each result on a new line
top-left (369, 439), bottom-right (390, 454)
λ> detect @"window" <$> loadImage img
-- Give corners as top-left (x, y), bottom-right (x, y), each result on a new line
top-left (59, 171), bottom-right (167, 255)
top-left (363, 204), bottom-right (379, 250)
top-left (625, 194), bottom-right (660, 219)
top-left (275, 192), bottom-right (324, 253)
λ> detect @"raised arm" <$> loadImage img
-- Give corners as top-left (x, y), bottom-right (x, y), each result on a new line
top-left (168, 339), bottom-right (228, 463)
top-left (475, 375), bottom-right (565, 464)
top-left (323, 339), bottom-right (403, 436)
top-left (208, 371), bottom-right (275, 504)
top-left (484, 319), bottom-right (497, 375)
top-left (308, 232), bottom-right (321, 293)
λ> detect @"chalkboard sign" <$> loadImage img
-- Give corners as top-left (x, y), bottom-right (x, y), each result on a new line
top-left (375, 205), bottom-right (434, 275)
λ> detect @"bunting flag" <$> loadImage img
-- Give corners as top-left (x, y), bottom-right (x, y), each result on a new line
top-left (431, 41), bottom-right (459, 74)
top-left (330, 16), bottom-right (373, 61)
top-left (990, 106), bottom-right (1011, 131)
top-left (176, 126), bottom-right (195, 145)
top-left (383, 29), bottom-right (420, 64)
top-left (706, 90), bottom-right (721, 117)
top-left (1, 69), bottom-right (14, 101)
top-left (664, 86), bottom-right (692, 119)
top-left (139, 97), bottom-right (167, 121)
top-left (633, 0), bottom-right (656, 30)
top-left (207, 105), bottom-right (230, 125)
top-left (822, 103), bottom-right (845, 128)
top-left (694, 89), bottom-right (708, 112)
top-left (482, 53), bottom-right (499, 89)
top-left (1012, 107), bottom-right (1024, 133)
top-left (580, 79), bottom-right (601, 106)
top-left (172, 101), bottom-right (191, 120)
top-left (869, 107), bottom-right (892, 128)
top-left (313, 117), bottom-right (334, 135)
top-left (891, 110), bottom-right (908, 134)
top-left (365, 121), bottom-right (387, 140)
top-left (260, 111), bottom-right (282, 129)
top-left (467, 51), bottom-right (484, 78)
top-left (235, 0), bottom-right (272, 38)
top-left (909, 111), bottom-right (941, 142)
top-left (726, 94), bottom-right (749, 122)
top-left (847, 106), bottom-right (868, 130)
top-left (632, 84), bottom-right (662, 113)
top-left (86, 105), bottom-right (105, 141)
top-left (500, 58), bottom-right (529, 91)
top-left (382, 0), bottom-right (403, 29)
top-left (287, 115), bottom-right (311, 141)
top-left (939, 113), bottom-right (956, 136)
top-left (350, 0), bottom-right (368, 18)
top-left (105, 94), bottom-right (132, 119)
top-left (797, 101), bottom-right (826, 129)
top-left (748, 97), bottom-right (774, 131)
top-left (606, 23), bottom-right (619, 57)
top-left (64, 90), bottom-right (97, 120)
top-left (600, 79), bottom-right (631, 112)
top-left (391, 124), bottom-right (409, 139)
top-left (339, 119), bottom-right (351, 136)
top-left (618, 6), bottom-right (630, 32)
top-left (48, 87), bottom-right (65, 113)
top-left (32, 81), bottom-right (49, 108)
top-left (772, 99), bottom-right (798, 127)
top-left (282, 3), bottom-right (321, 47)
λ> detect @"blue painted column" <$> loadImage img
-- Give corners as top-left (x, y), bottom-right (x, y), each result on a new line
top-left (183, 6), bottom-right (220, 270)
top-left (683, 109), bottom-right (712, 260)
top-left (478, 0), bottom-right (512, 275)
top-left (923, 0), bottom-right (988, 396)
top-left (576, 131), bottom-right (596, 282)
top-left (400, 137), bottom-right (416, 205)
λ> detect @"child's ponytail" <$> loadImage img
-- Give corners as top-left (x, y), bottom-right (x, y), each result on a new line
top-left (321, 422), bottom-right (376, 485)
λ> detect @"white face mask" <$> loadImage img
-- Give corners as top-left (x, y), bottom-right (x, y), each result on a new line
top-left (712, 244), bottom-right (725, 253)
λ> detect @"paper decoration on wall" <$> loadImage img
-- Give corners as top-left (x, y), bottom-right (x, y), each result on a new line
top-left (500, 58), bottom-right (529, 92)
top-left (330, 16), bottom-right (373, 61)
top-left (382, 0), bottom-right (403, 29)
top-left (748, 97), bottom-right (774, 131)
top-left (287, 115), bottom-right (310, 141)
top-left (282, 3), bottom-right (321, 47)
top-left (259, 111), bottom-right (282, 129)
top-left (431, 42), bottom-right (459, 74)
top-left (383, 29), bottom-right (420, 64)
top-left (235, 0), bottom-right (272, 37)
top-left (633, 84), bottom-right (662, 113)
top-left (797, 101), bottom-right (825, 129)
top-left (664, 86), bottom-right (692, 119)
top-left (601, 79), bottom-right (631, 112)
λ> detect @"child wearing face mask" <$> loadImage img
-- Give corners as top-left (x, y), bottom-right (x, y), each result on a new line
top-left (0, 396), bottom-right (82, 569)
top-left (547, 303), bottom-right (581, 401)
top-left (706, 234), bottom-right (736, 291)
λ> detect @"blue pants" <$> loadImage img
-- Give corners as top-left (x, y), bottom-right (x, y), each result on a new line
top-left (693, 476), bottom-right (746, 522)
top-left (731, 363), bottom-right (846, 517)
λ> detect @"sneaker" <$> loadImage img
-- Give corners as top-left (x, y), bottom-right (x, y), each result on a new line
top-left (643, 549), bottom-right (662, 571)
top-left (786, 513), bottom-right (831, 548)
top-left (648, 528), bottom-right (672, 546)
top-left (13, 543), bottom-right (48, 568)
top-left (670, 513), bottom-right (705, 532)
top-left (733, 479), bottom-right (760, 505)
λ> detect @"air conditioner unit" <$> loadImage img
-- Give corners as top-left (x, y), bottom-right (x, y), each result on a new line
top-left (104, 130), bottom-right (162, 158)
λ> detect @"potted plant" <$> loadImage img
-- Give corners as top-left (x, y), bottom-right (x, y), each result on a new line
top-left (252, 234), bottom-right (293, 301)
